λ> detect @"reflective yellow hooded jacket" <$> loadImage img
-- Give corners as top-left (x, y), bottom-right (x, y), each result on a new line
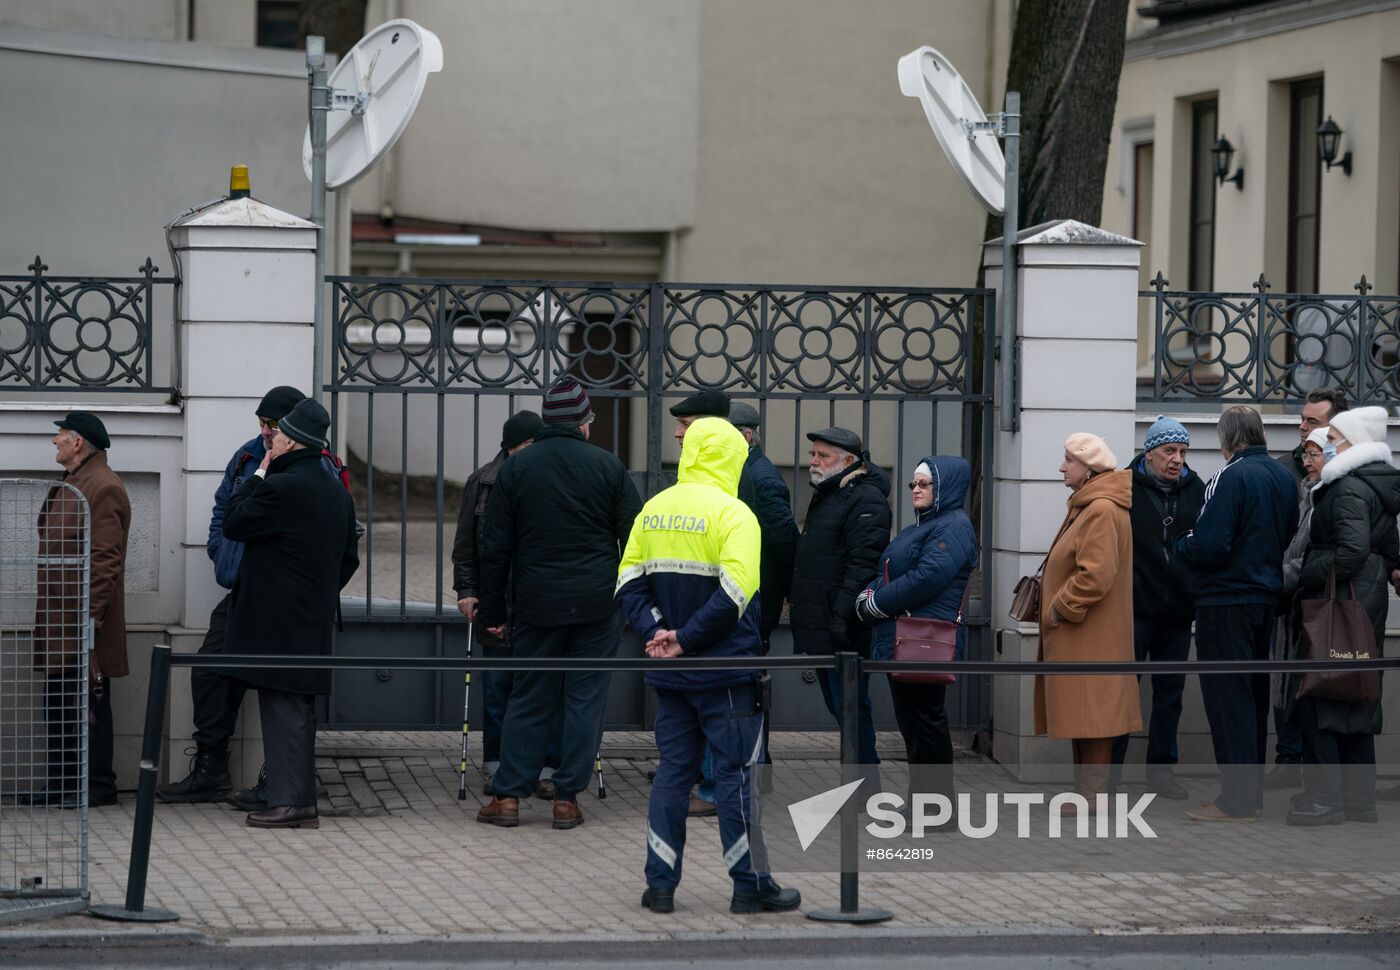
top-left (616, 417), bottom-right (763, 689)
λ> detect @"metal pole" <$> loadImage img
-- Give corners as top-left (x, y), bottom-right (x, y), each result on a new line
top-left (308, 37), bottom-right (330, 404)
top-left (90, 645), bottom-right (179, 922)
top-left (808, 652), bottom-right (892, 924)
top-left (999, 91), bottom-right (1021, 433)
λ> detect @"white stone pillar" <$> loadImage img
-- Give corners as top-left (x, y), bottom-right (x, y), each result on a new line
top-left (983, 220), bottom-right (1142, 779)
top-left (168, 192), bottom-right (317, 786)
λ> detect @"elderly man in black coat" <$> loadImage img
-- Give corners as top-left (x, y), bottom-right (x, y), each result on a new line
top-left (223, 399), bottom-right (359, 829)
top-left (790, 426), bottom-right (892, 779)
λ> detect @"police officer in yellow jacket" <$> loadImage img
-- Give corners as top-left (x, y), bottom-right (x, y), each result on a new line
top-left (617, 417), bottom-right (801, 916)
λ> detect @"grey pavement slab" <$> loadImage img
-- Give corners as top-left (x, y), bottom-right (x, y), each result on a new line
top-left (4, 731), bottom-right (1399, 942)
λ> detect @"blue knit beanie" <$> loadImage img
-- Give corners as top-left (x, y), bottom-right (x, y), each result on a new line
top-left (1143, 415), bottom-right (1190, 452)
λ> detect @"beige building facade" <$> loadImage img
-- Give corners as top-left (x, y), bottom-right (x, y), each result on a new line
top-left (1101, 0), bottom-right (1400, 370)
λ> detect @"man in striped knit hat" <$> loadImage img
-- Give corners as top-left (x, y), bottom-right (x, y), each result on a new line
top-left (476, 377), bottom-right (642, 830)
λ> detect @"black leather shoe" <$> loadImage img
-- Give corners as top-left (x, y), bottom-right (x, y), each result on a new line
top-left (89, 791), bottom-right (119, 808)
top-left (731, 882), bottom-right (802, 914)
top-left (641, 887), bottom-right (675, 913)
top-left (246, 805), bottom-right (319, 829)
top-left (1285, 801), bottom-right (1344, 826)
top-left (1345, 807), bottom-right (1379, 823)
top-left (18, 791), bottom-right (79, 809)
top-left (1263, 762), bottom-right (1302, 790)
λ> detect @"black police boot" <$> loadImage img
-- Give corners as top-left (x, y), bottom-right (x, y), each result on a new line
top-left (730, 881), bottom-right (802, 914)
top-left (156, 747), bottom-right (231, 804)
top-left (226, 764), bottom-right (269, 812)
top-left (641, 887), bottom-right (675, 914)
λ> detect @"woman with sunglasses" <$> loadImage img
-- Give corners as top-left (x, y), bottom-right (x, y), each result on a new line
top-left (854, 456), bottom-right (976, 828)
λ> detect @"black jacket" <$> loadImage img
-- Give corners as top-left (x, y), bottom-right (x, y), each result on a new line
top-left (450, 450), bottom-right (506, 599)
top-left (479, 426), bottom-right (642, 627)
top-left (737, 444), bottom-right (798, 637)
top-left (1277, 444), bottom-right (1306, 490)
top-left (223, 447), bottom-right (360, 695)
top-left (1175, 446), bottom-right (1298, 607)
top-left (1128, 453), bottom-right (1206, 624)
top-left (1295, 442), bottom-right (1400, 735)
top-left (789, 460), bottom-right (892, 655)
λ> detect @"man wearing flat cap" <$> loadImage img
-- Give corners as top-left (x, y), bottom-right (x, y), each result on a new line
top-left (451, 410), bottom-right (562, 797)
top-left (670, 390), bottom-right (731, 446)
top-left (789, 426), bottom-right (891, 780)
top-left (33, 411), bottom-right (130, 807)
top-left (222, 398), bottom-right (360, 829)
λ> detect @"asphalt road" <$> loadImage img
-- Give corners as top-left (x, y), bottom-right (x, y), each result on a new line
top-left (2, 933), bottom-right (1399, 968)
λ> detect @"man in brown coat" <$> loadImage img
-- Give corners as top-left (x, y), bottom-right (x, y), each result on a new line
top-left (33, 411), bottom-right (131, 807)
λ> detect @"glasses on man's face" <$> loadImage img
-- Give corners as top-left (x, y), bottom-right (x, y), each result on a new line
top-left (907, 480), bottom-right (933, 491)
top-left (258, 418), bottom-right (279, 431)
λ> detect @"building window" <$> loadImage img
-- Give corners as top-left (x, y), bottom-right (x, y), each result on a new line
top-left (257, 1), bottom-right (300, 50)
top-left (1288, 78), bottom-right (1323, 293)
top-left (1188, 99), bottom-right (1217, 292)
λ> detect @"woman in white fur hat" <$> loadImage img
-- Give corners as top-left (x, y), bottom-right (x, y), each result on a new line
top-left (1287, 406), bottom-right (1399, 826)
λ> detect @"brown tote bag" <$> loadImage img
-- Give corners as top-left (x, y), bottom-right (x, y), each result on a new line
top-left (1008, 510), bottom-right (1080, 623)
top-left (1296, 568), bottom-right (1383, 704)
top-left (889, 561), bottom-right (967, 685)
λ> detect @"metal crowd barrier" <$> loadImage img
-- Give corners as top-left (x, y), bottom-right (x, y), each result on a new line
top-left (91, 647), bottom-right (1400, 925)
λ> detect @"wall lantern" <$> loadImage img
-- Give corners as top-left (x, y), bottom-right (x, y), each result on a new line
top-left (1316, 116), bottom-right (1352, 176)
top-left (1211, 136), bottom-right (1244, 190)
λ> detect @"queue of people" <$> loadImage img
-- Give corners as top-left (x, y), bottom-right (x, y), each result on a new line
top-left (38, 379), bottom-right (1398, 914)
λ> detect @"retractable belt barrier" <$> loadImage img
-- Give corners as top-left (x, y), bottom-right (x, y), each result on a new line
top-left (92, 646), bottom-right (1400, 925)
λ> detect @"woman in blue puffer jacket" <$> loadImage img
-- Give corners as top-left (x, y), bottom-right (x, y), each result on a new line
top-left (855, 455), bottom-right (978, 819)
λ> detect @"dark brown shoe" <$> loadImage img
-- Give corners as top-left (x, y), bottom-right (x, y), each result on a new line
top-left (553, 798), bottom-right (584, 830)
top-left (476, 796), bottom-right (519, 827)
top-left (246, 805), bottom-right (319, 829)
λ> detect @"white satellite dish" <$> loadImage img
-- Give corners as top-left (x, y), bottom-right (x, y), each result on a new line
top-left (898, 46), bottom-right (1005, 215)
top-left (302, 19), bottom-right (444, 189)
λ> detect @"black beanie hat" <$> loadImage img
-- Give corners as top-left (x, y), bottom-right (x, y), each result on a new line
top-left (278, 399), bottom-right (330, 450)
top-left (256, 385), bottom-right (306, 421)
top-left (501, 410), bottom-right (545, 450)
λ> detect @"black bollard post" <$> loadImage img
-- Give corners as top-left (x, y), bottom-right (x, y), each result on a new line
top-left (91, 644), bottom-right (180, 922)
top-left (807, 651), bottom-right (892, 924)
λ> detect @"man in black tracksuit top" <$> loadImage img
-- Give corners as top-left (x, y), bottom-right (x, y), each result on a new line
top-left (476, 378), bottom-right (642, 830)
top-left (1176, 406), bottom-right (1297, 821)
top-left (1110, 417), bottom-right (1206, 799)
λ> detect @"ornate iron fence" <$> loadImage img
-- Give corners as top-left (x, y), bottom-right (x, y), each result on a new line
top-left (1140, 272), bottom-right (1400, 405)
top-left (0, 257), bottom-right (176, 394)
top-left (324, 276), bottom-right (996, 731)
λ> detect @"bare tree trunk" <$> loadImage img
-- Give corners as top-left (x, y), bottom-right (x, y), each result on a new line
top-left (968, 0), bottom-right (1129, 527)
top-left (985, 0), bottom-right (1130, 241)
top-left (298, 0), bottom-right (369, 57)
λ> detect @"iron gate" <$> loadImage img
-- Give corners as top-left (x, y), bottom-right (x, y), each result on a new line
top-left (324, 277), bottom-right (995, 732)
top-left (0, 479), bottom-right (90, 923)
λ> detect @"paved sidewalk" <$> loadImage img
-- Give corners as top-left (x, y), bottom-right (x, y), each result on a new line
top-left (12, 731), bottom-right (1400, 941)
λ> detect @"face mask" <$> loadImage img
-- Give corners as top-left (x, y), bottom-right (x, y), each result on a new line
top-left (1322, 443), bottom-right (1337, 464)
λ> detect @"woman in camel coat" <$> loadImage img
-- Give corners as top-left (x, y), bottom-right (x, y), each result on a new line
top-left (1036, 432), bottom-right (1142, 804)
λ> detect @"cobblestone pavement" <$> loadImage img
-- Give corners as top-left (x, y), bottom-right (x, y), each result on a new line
top-left (48, 731), bottom-right (1400, 940)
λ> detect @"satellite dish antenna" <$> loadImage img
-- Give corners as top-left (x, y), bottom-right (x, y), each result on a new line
top-left (302, 19), bottom-right (444, 189)
top-left (302, 19), bottom-right (443, 405)
top-left (897, 46), bottom-right (1005, 215)
top-left (898, 45), bottom-right (1022, 432)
